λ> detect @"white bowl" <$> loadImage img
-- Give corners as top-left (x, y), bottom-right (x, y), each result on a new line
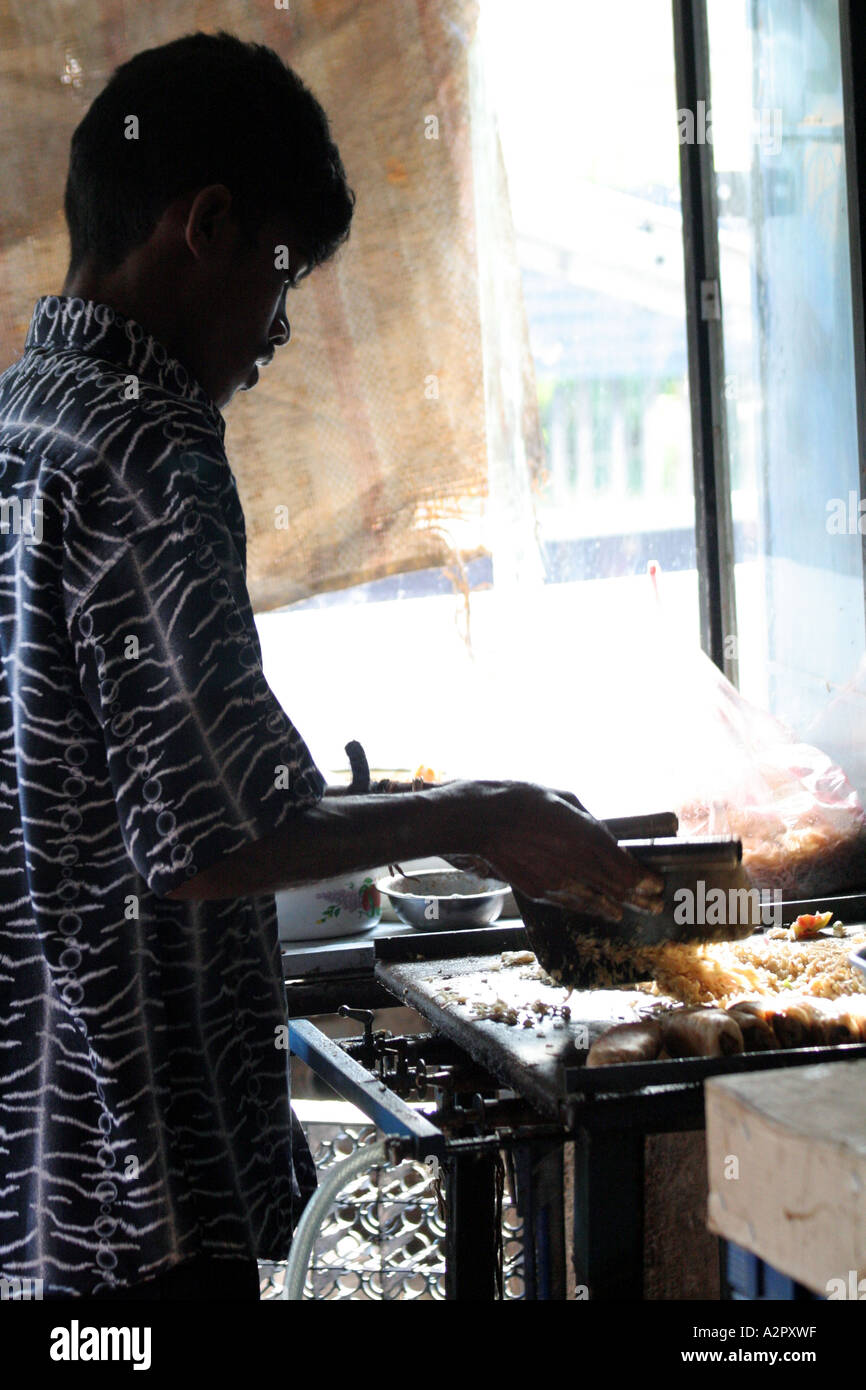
top-left (276, 869), bottom-right (387, 942)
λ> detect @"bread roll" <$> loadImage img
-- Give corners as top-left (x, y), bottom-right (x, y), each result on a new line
top-left (770, 999), bottom-right (828, 1048)
top-left (661, 1008), bottom-right (744, 1058)
top-left (585, 1019), bottom-right (664, 1067)
top-left (727, 1005), bottom-right (779, 1052)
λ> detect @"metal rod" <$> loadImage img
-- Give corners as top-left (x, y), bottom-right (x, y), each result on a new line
top-left (840, 0), bottom-right (866, 634)
top-left (673, 0), bottom-right (738, 681)
top-left (573, 1128), bottom-right (645, 1299)
top-left (288, 1018), bottom-right (445, 1157)
top-left (562, 1039), bottom-right (866, 1100)
top-left (603, 812), bottom-right (679, 840)
top-left (444, 1150), bottom-right (499, 1301)
top-left (619, 835), bottom-right (741, 868)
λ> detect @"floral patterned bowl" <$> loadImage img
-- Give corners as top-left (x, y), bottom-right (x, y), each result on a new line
top-left (276, 869), bottom-right (386, 942)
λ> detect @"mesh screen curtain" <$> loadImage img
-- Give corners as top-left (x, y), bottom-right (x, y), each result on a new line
top-left (0, 0), bottom-right (542, 613)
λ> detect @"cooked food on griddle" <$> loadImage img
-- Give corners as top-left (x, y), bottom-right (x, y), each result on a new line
top-left (584, 989), bottom-right (866, 1063)
top-left (586, 1020), bottom-right (663, 1067)
top-left (659, 1007), bottom-right (744, 1058)
top-left (791, 910), bottom-right (834, 940)
top-left (726, 1002), bottom-right (779, 1051)
top-left (835, 1004), bottom-right (866, 1042)
top-left (636, 930), bottom-right (866, 1007)
top-left (767, 998), bottom-right (827, 1048)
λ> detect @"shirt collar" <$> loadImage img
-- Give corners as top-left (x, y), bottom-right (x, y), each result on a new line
top-left (25, 296), bottom-right (226, 442)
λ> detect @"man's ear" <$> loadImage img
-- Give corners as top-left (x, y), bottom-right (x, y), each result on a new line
top-left (183, 185), bottom-right (236, 263)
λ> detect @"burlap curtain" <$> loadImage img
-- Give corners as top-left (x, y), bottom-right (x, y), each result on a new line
top-left (0, 0), bottom-right (541, 612)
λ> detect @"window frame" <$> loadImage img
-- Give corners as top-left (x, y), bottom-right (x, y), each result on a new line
top-left (674, 0), bottom-right (866, 683)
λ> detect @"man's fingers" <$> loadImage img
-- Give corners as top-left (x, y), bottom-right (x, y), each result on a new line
top-left (628, 895), bottom-right (665, 915)
top-left (581, 833), bottom-right (664, 899)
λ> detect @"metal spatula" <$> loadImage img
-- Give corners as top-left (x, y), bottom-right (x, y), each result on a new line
top-left (514, 830), bottom-right (761, 989)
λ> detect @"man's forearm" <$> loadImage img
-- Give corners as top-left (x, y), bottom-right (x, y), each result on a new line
top-left (166, 783), bottom-right (484, 901)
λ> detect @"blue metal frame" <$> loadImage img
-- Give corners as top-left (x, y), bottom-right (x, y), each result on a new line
top-left (288, 1017), bottom-right (446, 1159)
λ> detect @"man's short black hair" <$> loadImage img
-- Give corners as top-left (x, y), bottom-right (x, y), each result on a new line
top-left (64, 30), bottom-right (355, 274)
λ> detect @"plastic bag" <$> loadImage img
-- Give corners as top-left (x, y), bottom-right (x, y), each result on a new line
top-left (803, 651), bottom-right (866, 811)
top-left (669, 648), bottom-right (866, 899)
top-left (524, 565), bottom-right (866, 901)
top-left (443, 563), bottom-right (866, 899)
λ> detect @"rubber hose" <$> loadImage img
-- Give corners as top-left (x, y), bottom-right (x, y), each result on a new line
top-left (284, 1140), bottom-right (387, 1300)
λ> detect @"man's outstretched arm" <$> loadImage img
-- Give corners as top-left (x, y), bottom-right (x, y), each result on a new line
top-left (166, 780), bottom-right (664, 922)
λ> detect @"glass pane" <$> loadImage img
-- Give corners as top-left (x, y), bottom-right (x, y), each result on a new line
top-left (481, 0), bottom-right (697, 606)
top-left (708, 0), bottom-right (864, 728)
top-left (259, 0), bottom-right (697, 807)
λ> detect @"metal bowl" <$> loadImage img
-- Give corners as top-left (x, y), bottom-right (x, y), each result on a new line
top-left (375, 870), bottom-right (510, 931)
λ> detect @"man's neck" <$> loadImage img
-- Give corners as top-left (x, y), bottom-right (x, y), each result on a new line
top-left (64, 264), bottom-right (165, 341)
top-left (61, 261), bottom-right (199, 386)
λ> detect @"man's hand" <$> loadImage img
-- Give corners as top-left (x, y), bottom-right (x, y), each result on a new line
top-left (327, 774), bottom-right (643, 920)
top-left (440, 780), bottom-right (665, 923)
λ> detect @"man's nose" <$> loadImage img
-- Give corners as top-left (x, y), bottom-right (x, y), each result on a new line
top-left (270, 304), bottom-right (291, 347)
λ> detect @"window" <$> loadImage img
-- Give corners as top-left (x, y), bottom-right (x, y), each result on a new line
top-left (257, 0), bottom-right (863, 810)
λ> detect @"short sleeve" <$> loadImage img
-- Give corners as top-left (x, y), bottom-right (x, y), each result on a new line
top-left (66, 496), bottom-right (326, 898)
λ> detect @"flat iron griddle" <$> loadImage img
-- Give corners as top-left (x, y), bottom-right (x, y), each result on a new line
top-left (374, 952), bottom-right (866, 1118)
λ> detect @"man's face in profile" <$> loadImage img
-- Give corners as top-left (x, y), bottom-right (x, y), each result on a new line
top-left (199, 214), bottom-right (310, 410)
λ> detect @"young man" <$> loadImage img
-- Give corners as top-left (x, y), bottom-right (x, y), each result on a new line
top-left (0, 32), bottom-right (661, 1300)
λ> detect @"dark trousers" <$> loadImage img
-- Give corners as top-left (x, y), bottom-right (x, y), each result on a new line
top-left (88, 1253), bottom-right (261, 1301)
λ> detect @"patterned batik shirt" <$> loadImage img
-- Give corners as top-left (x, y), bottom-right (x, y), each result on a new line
top-left (0, 296), bottom-right (325, 1298)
